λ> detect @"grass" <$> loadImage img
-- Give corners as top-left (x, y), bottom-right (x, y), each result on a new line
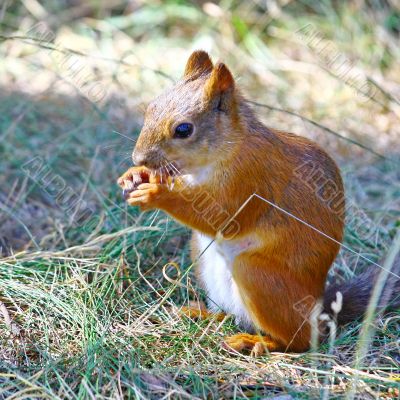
top-left (0, 0), bottom-right (399, 398)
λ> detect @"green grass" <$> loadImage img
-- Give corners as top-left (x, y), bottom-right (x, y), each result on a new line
top-left (0, 1), bottom-right (399, 398)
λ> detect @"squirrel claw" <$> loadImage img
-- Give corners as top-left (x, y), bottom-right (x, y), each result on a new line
top-left (122, 188), bottom-right (130, 199)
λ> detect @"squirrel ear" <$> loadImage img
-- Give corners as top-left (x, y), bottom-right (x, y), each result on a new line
top-left (204, 62), bottom-right (235, 110)
top-left (184, 50), bottom-right (213, 79)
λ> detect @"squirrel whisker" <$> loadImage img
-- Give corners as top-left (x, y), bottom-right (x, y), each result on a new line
top-left (169, 162), bottom-right (181, 176)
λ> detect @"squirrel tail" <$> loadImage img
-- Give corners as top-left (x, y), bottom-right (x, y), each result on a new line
top-left (322, 254), bottom-right (400, 326)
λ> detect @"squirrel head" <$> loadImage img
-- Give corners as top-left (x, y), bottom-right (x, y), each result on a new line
top-left (132, 50), bottom-right (241, 175)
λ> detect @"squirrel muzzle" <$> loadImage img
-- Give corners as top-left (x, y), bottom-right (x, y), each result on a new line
top-left (132, 147), bottom-right (164, 170)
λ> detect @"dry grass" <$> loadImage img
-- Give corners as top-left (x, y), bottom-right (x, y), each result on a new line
top-left (0, 0), bottom-right (399, 398)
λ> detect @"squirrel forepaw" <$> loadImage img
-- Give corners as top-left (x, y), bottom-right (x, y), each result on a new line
top-left (126, 182), bottom-right (168, 210)
top-left (118, 166), bottom-right (172, 209)
top-left (117, 166), bottom-right (151, 194)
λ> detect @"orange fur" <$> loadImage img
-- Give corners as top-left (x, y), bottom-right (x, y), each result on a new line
top-left (179, 305), bottom-right (226, 322)
top-left (118, 51), bottom-right (345, 353)
top-left (184, 50), bottom-right (213, 79)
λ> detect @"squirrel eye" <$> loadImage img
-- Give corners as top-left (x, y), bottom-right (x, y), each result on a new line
top-left (174, 122), bottom-right (193, 139)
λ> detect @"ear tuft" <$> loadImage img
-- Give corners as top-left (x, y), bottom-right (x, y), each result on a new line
top-left (204, 62), bottom-right (235, 100)
top-left (184, 50), bottom-right (213, 79)
top-left (213, 63), bottom-right (234, 92)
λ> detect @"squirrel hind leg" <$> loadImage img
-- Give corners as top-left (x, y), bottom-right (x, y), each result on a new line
top-left (223, 333), bottom-right (283, 356)
top-left (178, 301), bottom-right (226, 322)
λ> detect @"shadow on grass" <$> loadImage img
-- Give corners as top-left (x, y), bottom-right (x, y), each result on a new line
top-left (0, 88), bottom-right (144, 255)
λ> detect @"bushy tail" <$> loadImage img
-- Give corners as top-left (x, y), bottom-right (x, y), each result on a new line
top-left (323, 253), bottom-right (400, 326)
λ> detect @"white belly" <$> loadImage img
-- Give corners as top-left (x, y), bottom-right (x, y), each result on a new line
top-left (194, 232), bottom-right (255, 330)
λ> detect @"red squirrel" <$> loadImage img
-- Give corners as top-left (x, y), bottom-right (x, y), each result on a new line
top-left (118, 51), bottom-right (399, 354)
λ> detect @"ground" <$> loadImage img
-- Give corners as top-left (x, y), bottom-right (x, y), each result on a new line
top-left (0, 1), bottom-right (399, 398)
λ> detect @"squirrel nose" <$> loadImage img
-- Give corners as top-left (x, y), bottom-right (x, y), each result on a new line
top-left (132, 151), bottom-right (146, 166)
top-left (132, 148), bottom-right (163, 168)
